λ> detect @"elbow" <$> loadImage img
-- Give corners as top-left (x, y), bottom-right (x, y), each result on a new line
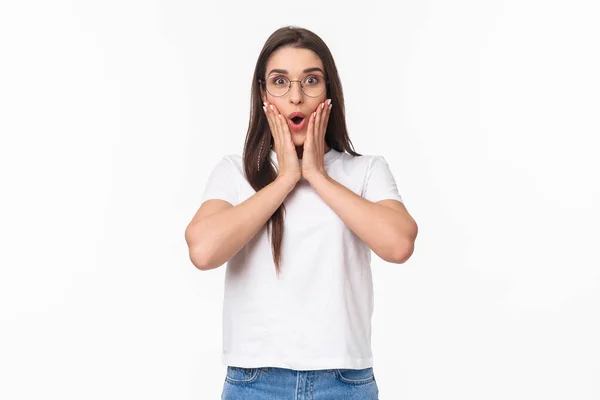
top-left (373, 222), bottom-right (418, 264)
top-left (185, 228), bottom-right (215, 271)
top-left (189, 248), bottom-right (212, 271)
top-left (396, 221), bottom-right (418, 263)
top-left (189, 241), bottom-right (221, 271)
top-left (391, 233), bottom-right (417, 264)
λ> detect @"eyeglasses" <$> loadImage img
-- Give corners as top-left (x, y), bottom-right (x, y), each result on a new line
top-left (258, 74), bottom-right (329, 98)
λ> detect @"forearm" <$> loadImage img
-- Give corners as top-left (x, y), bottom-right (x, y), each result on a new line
top-left (308, 174), bottom-right (414, 263)
top-left (187, 177), bottom-right (296, 270)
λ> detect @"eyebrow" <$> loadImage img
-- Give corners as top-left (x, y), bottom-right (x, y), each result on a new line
top-left (267, 67), bottom-right (325, 76)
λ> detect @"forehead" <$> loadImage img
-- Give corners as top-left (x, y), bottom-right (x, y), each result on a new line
top-left (265, 47), bottom-right (324, 75)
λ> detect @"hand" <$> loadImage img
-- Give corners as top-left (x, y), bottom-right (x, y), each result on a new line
top-left (302, 99), bottom-right (332, 183)
top-left (262, 101), bottom-right (301, 185)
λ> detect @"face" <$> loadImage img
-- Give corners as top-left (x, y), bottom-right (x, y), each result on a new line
top-left (260, 47), bottom-right (330, 149)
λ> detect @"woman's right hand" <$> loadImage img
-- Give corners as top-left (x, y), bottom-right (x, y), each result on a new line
top-left (263, 101), bottom-right (301, 185)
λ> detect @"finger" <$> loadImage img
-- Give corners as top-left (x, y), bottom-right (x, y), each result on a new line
top-left (277, 112), bottom-right (294, 150)
top-left (263, 103), bottom-right (277, 149)
top-left (321, 100), bottom-right (332, 136)
top-left (304, 112), bottom-right (313, 147)
top-left (262, 103), bottom-right (274, 138)
top-left (315, 101), bottom-right (324, 135)
top-left (306, 111), bottom-right (316, 147)
top-left (268, 103), bottom-right (290, 147)
top-left (265, 102), bottom-right (283, 152)
top-left (270, 103), bottom-right (283, 141)
top-left (315, 101), bottom-right (326, 146)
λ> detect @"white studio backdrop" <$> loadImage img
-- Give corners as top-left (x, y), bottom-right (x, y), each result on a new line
top-left (1, 0), bottom-right (599, 399)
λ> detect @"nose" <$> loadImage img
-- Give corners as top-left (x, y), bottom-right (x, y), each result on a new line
top-left (289, 81), bottom-right (304, 104)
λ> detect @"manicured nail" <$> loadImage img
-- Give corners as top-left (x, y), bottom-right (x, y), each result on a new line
top-left (329, 104), bottom-right (332, 110)
top-left (321, 103), bottom-right (325, 109)
top-left (327, 99), bottom-right (331, 105)
top-left (263, 106), bottom-right (267, 113)
top-left (270, 105), bottom-right (274, 111)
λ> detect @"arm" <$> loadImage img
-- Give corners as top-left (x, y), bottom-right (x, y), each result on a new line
top-left (184, 177), bottom-right (297, 270)
top-left (307, 174), bottom-right (418, 263)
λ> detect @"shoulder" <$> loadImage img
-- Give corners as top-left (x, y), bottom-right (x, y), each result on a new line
top-left (220, 154), bottom-right (242, 166)
top-left (214, 154), bottom-right (243, 169)
top-left (207, 154), bottom-right (244, 179)
top-left (225, 154), bottom-right (244, 175)
top-left (336, 152), bottom-right (387, 171)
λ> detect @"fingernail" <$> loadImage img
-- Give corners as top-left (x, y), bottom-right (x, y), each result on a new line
top-left (321, 103), bottom-right (325, 109)
top-left (263, 106), bottom-right (267, 112)
top-left (270, 105), bottom-right (274, 111)
top-left (327, 99), bottom-right (331, 105)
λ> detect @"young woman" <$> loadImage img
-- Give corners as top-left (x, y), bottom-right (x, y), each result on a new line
top-left (185, 26), bottom-right (418, 399)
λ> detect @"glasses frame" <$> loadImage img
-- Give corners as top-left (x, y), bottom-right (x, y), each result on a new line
top-left (258, 74), bottom-right (330, 98)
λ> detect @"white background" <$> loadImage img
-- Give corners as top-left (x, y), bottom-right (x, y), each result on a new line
top-left (1, 0), bottom-right (599, 399)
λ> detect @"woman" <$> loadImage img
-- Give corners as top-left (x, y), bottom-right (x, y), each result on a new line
top-left (185, 25), bottom-right (418, 399)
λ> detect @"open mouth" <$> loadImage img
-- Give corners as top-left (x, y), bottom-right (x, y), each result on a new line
top-left (288, 115), bottom-right (307, 132)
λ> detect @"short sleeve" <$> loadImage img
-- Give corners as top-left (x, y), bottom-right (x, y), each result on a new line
top-left (201, 156), bottom-right (238, 205)
top-left (362, 156), bottom-right (404, 203)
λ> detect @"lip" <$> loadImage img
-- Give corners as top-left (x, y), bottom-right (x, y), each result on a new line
top-left (288, 117), bottom-right (307, 132)
top-left (287, 112), bottom-right (307, 132)
top-left (287, 111), bottom-right (306, 119)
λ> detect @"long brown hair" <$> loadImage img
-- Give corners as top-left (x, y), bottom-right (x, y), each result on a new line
top-left (242, 26), bottom-right (361, 276)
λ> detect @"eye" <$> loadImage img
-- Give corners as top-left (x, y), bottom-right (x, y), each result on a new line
top-left (272, 76), bottom-right (289, 86)
top-left (304, 76), bottom-right (320, 85)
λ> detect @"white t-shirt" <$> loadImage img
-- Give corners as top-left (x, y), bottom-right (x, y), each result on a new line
top-left (201, 148), bottom-right (404, 371)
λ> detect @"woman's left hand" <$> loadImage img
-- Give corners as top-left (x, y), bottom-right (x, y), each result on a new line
top-left (302, 99), bottom-right (332, 182)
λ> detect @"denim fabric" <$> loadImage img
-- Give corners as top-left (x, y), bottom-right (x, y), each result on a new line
top-left (221, 366), bottom-right (378, 399)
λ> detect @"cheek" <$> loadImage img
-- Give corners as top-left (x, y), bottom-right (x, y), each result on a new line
top-left (311, 100), bottom-right (326, 113)
top-left (268, 99), bottom-right (284, 112)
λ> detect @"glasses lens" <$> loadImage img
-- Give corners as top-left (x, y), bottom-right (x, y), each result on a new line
top-left (301, 75), bottom-right (326, 97)
top-left (266, 76), bottom-right (290, 97)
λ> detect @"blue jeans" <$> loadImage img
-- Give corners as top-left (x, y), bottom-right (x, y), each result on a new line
top-left (221, 366), bottom-right (379, 399)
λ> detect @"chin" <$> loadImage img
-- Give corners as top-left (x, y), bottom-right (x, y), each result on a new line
top-left (292, 134), bottom-right (306, 147)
